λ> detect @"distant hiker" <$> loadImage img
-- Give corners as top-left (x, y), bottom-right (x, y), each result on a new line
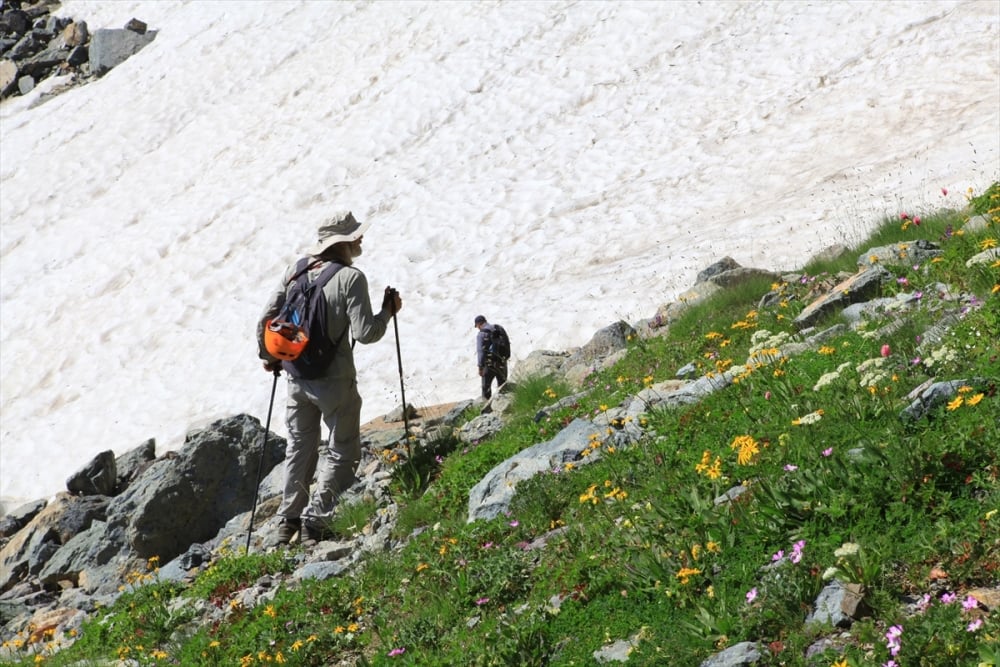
top-left (474, 315), bottom-right (510, 400)
top-left (257, 210), bottom-right (402, 545)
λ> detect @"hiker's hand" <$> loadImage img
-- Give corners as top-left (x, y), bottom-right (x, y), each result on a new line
top-left (479, 367), bottom-right (484, 377)
top-left (383, 287), bottom-right (402, 315)
top-left (263, 360), bottom-right (282, 373)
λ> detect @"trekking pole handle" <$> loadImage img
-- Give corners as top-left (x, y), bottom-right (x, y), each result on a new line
top-left (384, 286), bottom-right (401, 316)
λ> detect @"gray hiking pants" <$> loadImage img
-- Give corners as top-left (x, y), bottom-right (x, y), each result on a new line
top-left (277, 375), bottom-right (362, 530)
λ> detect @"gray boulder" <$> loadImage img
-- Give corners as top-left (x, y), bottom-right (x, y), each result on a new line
top-left (900, 377), bottom-right (994, 422)
top-left (510, 349), bottom-right (570, 383)
top-left (699, 641), bottom-right (767, 667)
top-left (806, 580), bottom-right (868, 628)
top-left (457, 413), bottom-right (504, 444)
top-left (66, 450), bottom-right (116, 496)
top-left (114, 438), bottom-right (157, 494)
top-left (0, 498), bottom-right (47, 538)
top-left (794, 266), bottom-right (892, 330)
top-left (697, 257), bottom-right (741, 283)
top-left (468, 418), bottom-right (605, 522)
top-left (966, 247), bottom-right (1000, 268)
top-left (857, 239), bottom-right (941, 268)
top-left (89, 26), bottom-right (156, 76)
top-left (38, 521), bottom-right (126, 589)
top-left (105, 414), bottom-right (285, 562)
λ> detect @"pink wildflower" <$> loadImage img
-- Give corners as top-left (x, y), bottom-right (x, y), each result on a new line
top-left (941, 592), bottom-right (957, 604)
top-left (941, 187), bottom-right (948, 196)
top-left (900, 212), bottom-right (910, 220)
top-left (885, 624), bottom-right (903, 656)
top-left (962, 595), bottom-right (979, 611)
top-left (968, 618), bottom-right (983, 632)
top-left (746, 587), bottom-right (758, 603)
top-left (881, 344), bottom-right (891, 357)
top-left (913, 216), bottom-right (921, 225)
top-left (476, 597), bottom-right (490, 606)
top-left (509, 520), bottom-right (519, 528)
top-left (388, 648), bottom-right (406, 657)
top-left (822, 448), bottom-right (833, 457)
top-left (784, 464), bottom-right (798, 472)
top-left (772, 550), bottom-right (784, 562)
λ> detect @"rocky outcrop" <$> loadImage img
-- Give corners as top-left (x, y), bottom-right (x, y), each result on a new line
top-left (1, 1), bottom-right (156, 102)
top-left (467, 418), bottom-right (607, 522)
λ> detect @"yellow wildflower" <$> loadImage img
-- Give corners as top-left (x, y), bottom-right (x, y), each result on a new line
top-left (967, 393), bottom-right (984, 406)
top-left (675, 567), bottom-right (701, 584)
top-left (730, 435), bottom-right (759, 465)
top-left (979, 237), bottom-right (997, 250)
top-left (946, 396), bottom-right (963, 411)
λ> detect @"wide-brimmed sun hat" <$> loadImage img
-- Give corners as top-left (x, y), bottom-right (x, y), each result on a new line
top-left (306, 210), bottom-right (371, 255)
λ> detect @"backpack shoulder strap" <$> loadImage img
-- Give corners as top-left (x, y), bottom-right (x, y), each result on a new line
top-left (288, 257), bottom-right (321, 284)
top-left (314, 261), bottom-right (344, 287)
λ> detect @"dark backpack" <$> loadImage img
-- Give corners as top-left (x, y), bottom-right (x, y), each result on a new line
top-left (276, 257), bottom-right (347, 379)
top-left (489, 324), bottom-right (511, 361)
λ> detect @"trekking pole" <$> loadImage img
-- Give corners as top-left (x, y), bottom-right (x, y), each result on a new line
top-left (246, 369), bottom-right (280, 554)
top-left (391, 298), bottom-right (411, 448)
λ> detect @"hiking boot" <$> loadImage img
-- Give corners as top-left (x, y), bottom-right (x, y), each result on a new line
top-left (275, 518), bottom-right (300, 545)
top-left (301, 523), bottom-right (335, 544)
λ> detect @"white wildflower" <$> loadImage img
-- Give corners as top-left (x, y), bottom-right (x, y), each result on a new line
top-left (834, 543), bottom-right (860, 558)
top-left (813, 371), bottom-right (841, 391)
top-left (796, 411), bottom-right (823, 425)
top-left (749, 330), bottom-right (792, 355)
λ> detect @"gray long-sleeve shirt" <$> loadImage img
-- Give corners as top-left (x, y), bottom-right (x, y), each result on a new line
top-left (476, 323), bottom-right (496, 369)
top-left (258, 260), bottom-right (391, 380)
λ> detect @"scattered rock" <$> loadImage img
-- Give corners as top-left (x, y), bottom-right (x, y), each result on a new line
top-left (66, 450), bottom-right (116, 496)
top-left (699, 641), bottom-right (767, 667)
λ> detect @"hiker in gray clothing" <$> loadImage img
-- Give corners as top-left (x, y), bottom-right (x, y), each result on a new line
top-left (257, 210), bottom-right (402, 545)
top-left (474, 315), bottom-right (507, 400)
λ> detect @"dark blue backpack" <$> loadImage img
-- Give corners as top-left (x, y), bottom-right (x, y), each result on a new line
top-left (276, 258), bottom-right (347, 379)
top-left (489, 324), bottom-right (511, 361)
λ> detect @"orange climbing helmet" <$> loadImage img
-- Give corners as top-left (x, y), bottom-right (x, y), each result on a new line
top-left (264, 319), bottom-right (308, 361)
